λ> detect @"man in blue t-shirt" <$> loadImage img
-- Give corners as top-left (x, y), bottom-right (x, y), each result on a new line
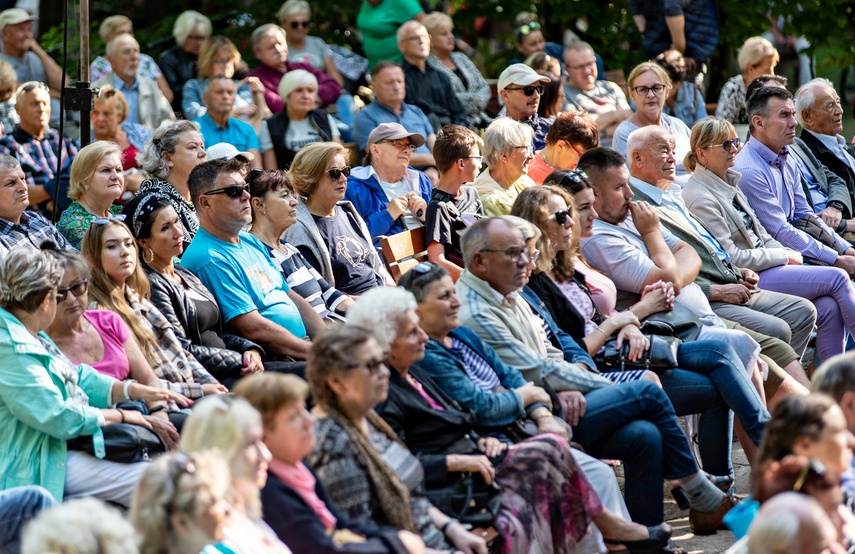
top-left (194, 76), bottom-right (262, 169)
top-left (181, 158), bottom-right (324, 360)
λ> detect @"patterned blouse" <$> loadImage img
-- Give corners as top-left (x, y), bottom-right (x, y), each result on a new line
top-left (715, 75), bottom-right (748, 124)
top-left (426, 53), bottom-right (491, 128)
top-left (135, 178), bottom-right (199, 246)
top-left (56, 202), bottom-right (123, 250)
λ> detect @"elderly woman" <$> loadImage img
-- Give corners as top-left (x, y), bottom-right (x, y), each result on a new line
top-left (527, 111), bottom-right (599, 184)
top-left (0, 248), bottom-right (178, 506)
top-left (249, 169), bottom-right (352, 321)
top-left (158, 10), bottom-right (211, 113)
top-left (21, 498), bottom-right (139, 554)
top-left (683, 117), bottom-right (855, 365)
top-left (654, 49), bottom-right (707, 128)
top-left (82, 218), bottom-right (227, 400)
top-left (260, 70), bottom-right (342, 171)
top-left (473, 117), bottom-right (536, 217)
top-left (0, 60), bottom-right (17, 134)
top-left (130, 451), bottom-right (234, 554)
top-left (304, 324), bottom-right (487, 554)
top-left (715, 37), bottom-right (780, 124)
top-left (182, 36), bottom-right (270, 126)
top-left (421, 12), bottom-right (490, 130)
top-left (136, 119), bottom-right (207, 246)
top-left (345, 123), bottom-right (431, 240)
top-left (612, 62), bottom-right (693, 181)
top-left (91, 86), bottom-right (150, 190)
top-left (180, 396), bottom-right (293, 553)
top-left (348, 287), bottom-right (673, 553)
top-left (235, 372), bottom-right (423, 554)
top-left (57, 141), bottom-right (126, 249)
top-left (283, 142), bottom-right (393, 295)
top-left (122, 193), bottom-right (266, 389)
top-left (277, 0), bottom-right (343, 85)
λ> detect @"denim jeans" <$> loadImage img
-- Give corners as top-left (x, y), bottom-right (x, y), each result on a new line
top-left (0, 485), bottom-right (56, 554)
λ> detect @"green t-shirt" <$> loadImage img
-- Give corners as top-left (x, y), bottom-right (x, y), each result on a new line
top-left (356, 0), bottom-right (423, 70)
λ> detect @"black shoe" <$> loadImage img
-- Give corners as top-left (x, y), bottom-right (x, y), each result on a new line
top-left (603, 524), bottom-right (672, 554)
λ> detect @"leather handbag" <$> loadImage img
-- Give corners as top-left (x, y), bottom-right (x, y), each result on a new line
top-left (426, 473), bottom-right (502, 528)
top-left (640, 302), bottom-right (702, 341)
top-left (67, 401), bottom-right (165, 463)
top-left (596, 335), bottom-right (681, 373)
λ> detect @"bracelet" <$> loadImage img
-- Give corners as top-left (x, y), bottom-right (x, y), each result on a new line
top-left (593, 328), bottom-right (609, 340)
top-left (123, 379), bottom-right (137, 402)
top-left (118, 409), bottom-right (126, 423)
top-left (441, 518), bottom-right (459, 535)
top-left (149, 405), bottom-right (166, 414)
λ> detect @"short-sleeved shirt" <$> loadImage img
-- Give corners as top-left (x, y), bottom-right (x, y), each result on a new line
top-left (287, 36), bottom-right (333, 71)
top-left (194, 114), bottom-right (260, 153)
top-left (77, 310), bottom-right (131, 380)
top-left (563, 80), bottom-right (630, 115)
top-left (311, 206), bottom-right (383, 296)
top-left (0, 52), bottom-right (47, 85)
top-left (91, 54), bottom-right (163, 83)
top-left (181, 228), bottom-right (308, 338)
top-left (356, 0), bottom-right (424, 70)
top-left (424, 186), bottom-right (483, 267)
top-left (258, 114), bottom-right (340, 153)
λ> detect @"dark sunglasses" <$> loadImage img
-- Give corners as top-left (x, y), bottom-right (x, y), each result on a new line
top-left (56, 280), bottom-right (88, 302)
top-left (327, 166), bottom-right (351, 180)
top-left (203, 184), bottom-right (250, 198)
top-left (290, 20), bottom-right (310, 29)
top-left (19, 81), bottom-right (49, 94)
top-left (91, 214), bottom-right (127, 226)
top-left (708, 137), bottom-right (741, 152)
top-left (552, 208), bottom-right (573, 226)
top-left (505, 84), bottom-right (544, 96)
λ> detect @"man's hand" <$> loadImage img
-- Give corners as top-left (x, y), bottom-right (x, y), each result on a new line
top-left (628, 201), bottom-right (660, 235)
top-left (738, 268), bottom-right (759, 290)
top-left (818, 206), bottom-right (843, 231)
top-left (515, 381), bottom-right (551, 406)
top-left (833, 254), bottom-right (855, 277)
top-left (387, 196), bottom-right (409, 219)
top-left (406, 191), bottom-right (427, 221)
top-left (710, 283), bottom-right (751, 304)
top-left (557, 391), bottom-right (587, 426)
top-left (144, 414), bottom-right (179, 450)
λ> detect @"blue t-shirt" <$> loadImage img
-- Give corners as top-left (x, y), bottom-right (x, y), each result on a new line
top-left (180, 228), bottom-right (307, 338)
top-left (194, 113), bottom-right (260, 152)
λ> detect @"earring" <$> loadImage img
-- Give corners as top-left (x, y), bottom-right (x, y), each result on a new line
top-left (144, 248), bottom-right (155, 264)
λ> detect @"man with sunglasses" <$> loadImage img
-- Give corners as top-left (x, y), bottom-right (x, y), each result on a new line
top-left (497, 64), bottom-right (551, 151)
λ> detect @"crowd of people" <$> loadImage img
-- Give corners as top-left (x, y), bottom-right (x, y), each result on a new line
top-left (1, 1), bottom-right (855, 553)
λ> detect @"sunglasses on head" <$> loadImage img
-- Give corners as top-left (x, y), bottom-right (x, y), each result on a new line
top-left (327, 166), bottom-right (351, 180)
top-left (290, 20), bottom-right (310, 28)
top-left (552, 208), bottom-right (573, 226)
top-left (203, 184), bottom-right (250, 198)
top-left (517, 21), bottom-right (541, 38)
top-left (91, 214), bottom-right (127, 226)
top-left (505, 84), bottom-right (544, 96)
top-left (56, 280), bottom-right (88, 303)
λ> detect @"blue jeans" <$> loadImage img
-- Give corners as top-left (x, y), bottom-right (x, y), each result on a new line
top-left (0, 486), bottom-right (56, 554)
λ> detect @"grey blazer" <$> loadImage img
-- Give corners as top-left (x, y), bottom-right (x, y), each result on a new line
top-left (799, 130), bottom-right (855, 212)
top-left (682, 165), bottom-right (790, 272)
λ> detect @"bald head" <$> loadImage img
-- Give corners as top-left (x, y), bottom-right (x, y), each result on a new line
top-left (627, 126), bottom-right (677, 189)
top-left (747, 492), bottom-right (840, 554)
top-left (397, 21), bottom-right (430, 63)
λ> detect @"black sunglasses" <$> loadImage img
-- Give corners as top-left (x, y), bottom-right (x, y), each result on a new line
top-left (552, 208), bottom-right (573, 226)
top-left (327, 166), bottom-right (351, 180)
top-left (708, 137), bottom-right (741, 152)
top-left (203, 184), bottom-right (250, 198)
top-left (505, 85), bottom-right (544, 96)
top-left (290, 20), bottom-right (310, 28)
top-left (56, 280), bottom-right (89, 302)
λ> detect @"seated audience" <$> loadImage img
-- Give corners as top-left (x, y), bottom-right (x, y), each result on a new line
top-left (130, 451), bottom-right (234, 554)
top-left (612, 62), bottom-right (693, 182)
top-left (235, 371), bottom-right (423, 554)
top-left (398, 21), bottom-right (467, 132)
top-left (422, 12), bottom-right (491, 130)
top-left (345, 122), bottom-right (430, 240)
top-left (0, 248), bottom-right (172, 505)
top-left (284, 142), bottom-right (394, 294)
top-left (260, 70), bottom-right (341, 171)
top-left (0, 82), bottom-right (77, 214)
top-left (715, 36), bottom-right (779, 124)
top-left (537, 72), bottom-right (564, 119)
top-left (561, 42), bottom-right (632, 148)
top-left (81, 217), bottom-right (227, 399)
top-left (248, 169), bottom-right (353, 321)
top-left (180, 396), bottom-right (293, 553)
top-left (158, 11), bottom-right (211, 114)
top-left (181, 158), bottom-right (323, 362)
top-left (20, 498), bottom-right (138, 554)
top-left (277, 0), bottom-right (344, 85)
top-left (526, 51), bottom-right (561, 76)
top-left (356, 0), bottom-right (425, 70)
top-left (193, 76), bottom-right (262, 168)
top-left (123, 193), bottom-right (269, 389)
top-left (473, 117), bottom-right (536, 216)
top-left (0, 486), bottom-right (56, 554)
top-left (57, 141), bottom-right (125, 249)
top-left (92, 34), bottom-right (174, 131)
top-left (425, 125), bottom-right (485, 280)
top-left (497, 63), bottom-right (552, 150)
top-left (247, 24), bottom-right (341, 114)
top-left (91, 15), bottom-right (173, 104)
top-left (304, 325), bottom-right (489, 553)
top-left (136, 120), bottom-right (207, 247)
top-left (91, 86), bottom-right (150, 193)
top-left (655, 49), bottom-right (707, 128)
top-left (527, 110), bottom-right (600, 184)
top-left (0, 60), bottom-right (18, 134)
top-left (182, 35), bottom-right (271, 127)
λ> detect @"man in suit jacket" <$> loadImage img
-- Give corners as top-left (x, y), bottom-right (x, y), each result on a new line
top-left (625, 125), bottom-right (816, 357)
top-left (790, 138), bottom-right (855, 237)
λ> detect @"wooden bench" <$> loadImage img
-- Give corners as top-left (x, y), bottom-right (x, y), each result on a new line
top-left (379, 227), bottom-right (428, 282)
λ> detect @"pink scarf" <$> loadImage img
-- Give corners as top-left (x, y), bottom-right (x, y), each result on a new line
top-left (269, 459), bottom-right (337, 531)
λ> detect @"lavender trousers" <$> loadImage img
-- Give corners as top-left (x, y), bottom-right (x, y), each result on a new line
top-left (758, 265), bottom-right (855, 362)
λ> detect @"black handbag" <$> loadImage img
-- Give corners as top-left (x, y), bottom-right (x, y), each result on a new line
top-left (596, 334), bottom-right (681, 373)
top-left (640, 302), bottom-right (703, 341)
top-left (67, 401), bottom-right (165, 463)
top-left (426, 473), bottom-right (502, 527)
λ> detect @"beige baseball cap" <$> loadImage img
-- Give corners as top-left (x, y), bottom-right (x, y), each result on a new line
top-left (0, 9), bottom-right (35, 33)
top-left (497, 63), bottom-right (550, 91)
top-left (367, 122), bottom-right (426, 149)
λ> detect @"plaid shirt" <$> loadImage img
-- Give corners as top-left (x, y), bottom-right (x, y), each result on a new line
top-left (0, 127), bottom-right (77, 214)
top-left (0, 210), bottom-right (72, 255)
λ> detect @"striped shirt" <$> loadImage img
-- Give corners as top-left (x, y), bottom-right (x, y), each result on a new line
top-left (449, 337), bottom-right (501, 391)
top-left (266, 241), bottom-right (348, 322)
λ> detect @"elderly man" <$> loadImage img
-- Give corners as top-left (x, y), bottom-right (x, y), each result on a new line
top-left (92, 33), bottom-right (173, 130)
top-left (456, 216), bottom-right (739, 530)
top-left (193, 76), bottom-right (262, 169)
top-left (0, 82), bottom-right (77, 213)
top-left (562, 42), bottom-right (632, 148)
top-left (397, 21), bottom-right (467, 132)
top-left (181, 158), bottom-right (325, 361)
top-left (0, 153), bottom-right (71, 254)
top-left (345, 122), bottom-right (431, 241)
top-left (735, 86), bottom-right (855, 276)
top-left (497, 63), bottom-right (551, 151)
top-left (247, 24), bottom-right (340, 114)
top-left (746, 493), bottom-right (843, 554)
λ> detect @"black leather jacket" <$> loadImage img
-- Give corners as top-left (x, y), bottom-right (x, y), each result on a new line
top-left (147, 266), bottom-right (263, 384)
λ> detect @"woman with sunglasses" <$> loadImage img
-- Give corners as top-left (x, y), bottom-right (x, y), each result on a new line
top-left (683, 117), bottom-right (855, 364)
top-left (284, 142), bottom-right (393, 295)
top-left (527, 111), bottom-right (600, 185)
top-left (612, 62), bottom-right (693, 182)
top-left (57, 141), bottom-right (126, 250)
top-left (277, 0), bottom-right (344, 86)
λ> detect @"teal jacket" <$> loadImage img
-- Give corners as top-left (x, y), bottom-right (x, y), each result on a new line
top-left (0, 307), bottom-right (114, 501)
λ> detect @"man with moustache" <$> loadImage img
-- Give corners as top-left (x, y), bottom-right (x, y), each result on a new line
top-left (497, 63), bottom-right (551, 150)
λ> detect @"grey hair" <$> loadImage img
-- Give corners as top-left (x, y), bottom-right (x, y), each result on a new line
top-left (0, 152), bottom-right (19, 170)
top-left (278, 69), bottom-right (317, 102)
top-left (138, 120), bottom-right (200, 178)
top-left (461, 216), bottom-right (505, 267)
top-left (105, 33), bottom-right (138, 58)
top-left (252, 24), bottom-right (287, 51)
top-left (502, 214), bottom-right (541, 242)
top-left (277, 0), bottom-right (311, 22)
top-left (0, 248), bottom-right (63, 313)
top-left (626, 125), bottom-right (670, 164)
top-left (43, 247), bottom-right (90, 281)
top-left (172, 10), bottom-right (211, 45)
top-left (22, 497), bottom-right (138, 554)
top-left (396, 20), bottom-right (425, 43)
top-left (203, 75), bottom-right (234, 95)
top-left (746, 493), bottom-right (827, 554)
top-left (483, 117), bottom-right (534, 167)
top-left (347, 287), bottom-right (418, 350)
top-left (794, 77), bottom-right (837, 127)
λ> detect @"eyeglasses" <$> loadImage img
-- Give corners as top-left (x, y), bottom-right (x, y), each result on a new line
top-left (567, 60), bottom-right (597, 72)
top-left (707, 137), bottom-right (741, 151)
top-left (203, 184), bottom-right (250, 198)
top-left (631, 84), bottom-right (667, 96)
top-left (461, 155), bottom-right (483, 162)
top-left (562, 141), bottom-right (587, 159)
top-left (91, 214), bottom-right (127, 226)
top-left (56, 280), bottom-right (89, 302)
top-left (380, 139), bottom-right (417, 152)
top-left (552, 209), bottom-right (573, 226)
top-left (513, 145), bottom-right (534, 156)
top-left (347, 356), bottom-right (390, 374)
top-left (289, 20), bottom-right (310, 29)
top-left (402, 34), bottom-right (430, 43)
top-left (326, 166), bottom-right (351, 180)
top-left (505, 85), bottom-right (543, 96)
top-left (479, 246), bottom-right (539, 264)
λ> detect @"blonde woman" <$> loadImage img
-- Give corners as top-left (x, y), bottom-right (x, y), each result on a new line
top-left (715, 36), bottom-right (780, 124)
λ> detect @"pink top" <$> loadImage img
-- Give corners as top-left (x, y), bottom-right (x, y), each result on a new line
top-left (575, 261), bottom-right (618, 317)
top-left (268, 459), bottom-right (337, 530)
top-left (76, 310), bottom-right (132, 379)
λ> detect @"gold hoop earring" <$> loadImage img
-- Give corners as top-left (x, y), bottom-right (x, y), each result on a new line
top-left (144, 248), bottom-right (155, 264)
